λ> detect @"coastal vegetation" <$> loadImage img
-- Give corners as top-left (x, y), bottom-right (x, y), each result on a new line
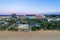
top-left (0, 19), bottom-right (16, 31)
top-left (0, 17), bottom-right (60, 31)
top-left (32, 20), bottom-right (60, 31)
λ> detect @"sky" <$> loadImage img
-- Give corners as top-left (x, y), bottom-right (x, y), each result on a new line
top-left (0, 0), bottom-right (60, 15)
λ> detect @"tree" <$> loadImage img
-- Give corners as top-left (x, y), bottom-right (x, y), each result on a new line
top-left (7, 19), bottom-right (16, 26)
top-left (0, 25), bottom-right (8, 31)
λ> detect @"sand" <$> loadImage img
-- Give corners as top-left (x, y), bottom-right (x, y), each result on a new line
top-left (0, 30), bottom-right (60, 40)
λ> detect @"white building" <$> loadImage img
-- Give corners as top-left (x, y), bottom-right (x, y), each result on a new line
top-left (47, 18), bottom-right (60, 22)
top-left (0, 15), bottom-right (11, 20)
top-left (17, 24), bottom-right (29, 31)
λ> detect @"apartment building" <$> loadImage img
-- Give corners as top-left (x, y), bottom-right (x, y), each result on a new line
top-left (25, 15), bottom-right (36, 19)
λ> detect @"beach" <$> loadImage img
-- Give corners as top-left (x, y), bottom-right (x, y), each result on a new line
top-left (0, 30), bottom-right (60, 40)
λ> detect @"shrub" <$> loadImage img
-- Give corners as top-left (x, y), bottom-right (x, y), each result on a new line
top-left (32, 27), bottom-right (36, 31)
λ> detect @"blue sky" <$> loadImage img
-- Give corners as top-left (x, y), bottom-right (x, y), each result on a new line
top-left (0, 0), bottom-right (60, 14)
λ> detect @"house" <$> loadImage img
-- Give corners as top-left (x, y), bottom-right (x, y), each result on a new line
top-left (16, 24), bottom-right (29, 31)
top-left (0, 20), bottom-right (8, 27)
top-left (17, 15), bottom-right (27, 23)
top-left (0, 15), bottom-right (11, 20)
top-left (17, 15), bottom-right (26, 20)
top-left (44, 15), bottom-right (60, 22)
top-left (36, 15), bottom-right (43, 20)
top-left (47, 17), bottom-right (60, 22)
top-left (56, 18), bottom-right (60, 21)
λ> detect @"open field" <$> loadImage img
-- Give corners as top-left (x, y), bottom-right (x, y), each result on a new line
top-left (0, 30), bottom-right (60, 40)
